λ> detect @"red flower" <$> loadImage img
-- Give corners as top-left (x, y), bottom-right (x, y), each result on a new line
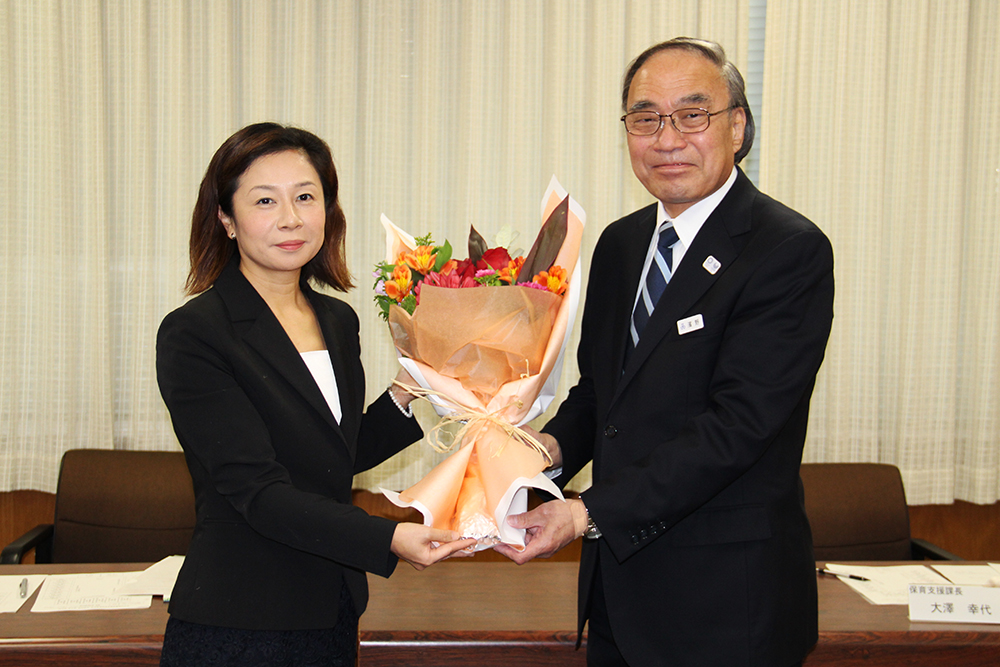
top-left (452, 258), bottom-right (478, 280)
top-left (415, 270), bottom-right (479, 304)
top-left (476, 247), bottom-right (513, 272)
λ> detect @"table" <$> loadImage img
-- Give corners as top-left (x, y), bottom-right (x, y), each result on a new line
top-left (2, 562), bottom-right (999, 666)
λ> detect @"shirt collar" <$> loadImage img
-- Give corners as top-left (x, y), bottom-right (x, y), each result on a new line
top-left (655, 166), bottom-right (738, 247)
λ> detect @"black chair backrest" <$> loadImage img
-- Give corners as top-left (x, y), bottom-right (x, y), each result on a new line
top-left (52, 449), bottom-right (195, 563)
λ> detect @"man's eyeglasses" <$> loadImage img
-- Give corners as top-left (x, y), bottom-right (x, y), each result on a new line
top-left (621, 106), bottom-right (735, 136)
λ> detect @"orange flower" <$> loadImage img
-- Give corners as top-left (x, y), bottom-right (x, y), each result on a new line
top-left (499, 257), bottom-right (525, 284)
top-left (384, 264), bottom-right (413, 302)
top-left (438, 259), bottom-right (458, 276)
top-left (402, 245), bottom-right (437, 274)
top-left (533, 265), bottom-right (568, 296)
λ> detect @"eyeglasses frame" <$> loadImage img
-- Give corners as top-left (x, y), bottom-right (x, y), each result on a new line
top-left (620, 105), bottom-right (737, 136)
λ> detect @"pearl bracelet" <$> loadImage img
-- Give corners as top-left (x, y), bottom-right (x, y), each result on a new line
top-left (388, 384), bottom-right (414, 418)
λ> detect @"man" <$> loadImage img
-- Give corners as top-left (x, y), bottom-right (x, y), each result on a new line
top-left (494, 37), bottom-right (833, 667)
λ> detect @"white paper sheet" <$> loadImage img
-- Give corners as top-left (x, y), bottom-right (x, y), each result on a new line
top-left (31, 572), bottom-right (151, 612)
top-left (113, 555), bottom-right (184, 599)
top-left (930, 563), bottom-right (1000, 587)
top-left (823, 563), bottom-right (951, 605)
top-left (0, 574), bottom-right (45, 613)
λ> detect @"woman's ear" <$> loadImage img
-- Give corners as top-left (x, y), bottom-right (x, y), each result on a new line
top-left (218, 208), bottom-right (236, 239)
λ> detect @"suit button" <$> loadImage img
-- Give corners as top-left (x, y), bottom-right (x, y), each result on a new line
top-left (640, 529), bottom-right (648, 540)
top-left (604, 425), bottom-right (618, 439)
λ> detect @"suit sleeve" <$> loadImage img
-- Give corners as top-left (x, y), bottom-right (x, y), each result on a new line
top-left (552, 225), bottom-right (834, 562)
top-left (156, 307), bottom-right (417, 577)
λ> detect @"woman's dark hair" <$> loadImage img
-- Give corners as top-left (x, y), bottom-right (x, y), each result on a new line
top-left (185, 122), bottom-right (353, 295)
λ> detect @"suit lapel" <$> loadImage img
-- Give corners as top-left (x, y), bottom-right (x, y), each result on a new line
top-left (615, 170), bottom-right (756, 401)
top-left (215, 260), bottom-right (350, 451)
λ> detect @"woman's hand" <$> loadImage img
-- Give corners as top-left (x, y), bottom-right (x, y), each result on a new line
top-left (519, 425), bottom-right (563, 470)
top-left (390, 522), bottom-right (478, 570)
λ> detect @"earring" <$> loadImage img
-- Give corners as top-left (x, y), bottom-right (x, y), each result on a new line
top-left (230, 232), bottom-right (236, 239)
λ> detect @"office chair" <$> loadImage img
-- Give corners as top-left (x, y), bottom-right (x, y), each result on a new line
top-left (2, 449), bottom-right (195, 564)
top-left (800, 462), bottom-right (960, 561)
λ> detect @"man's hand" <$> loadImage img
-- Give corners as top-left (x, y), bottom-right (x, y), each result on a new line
top-left (493, 498), bottom-right (588, 564)
top-left (391, 523), bottom-right (478, 571)
top-left (520, 426), bottom-right (563, 470)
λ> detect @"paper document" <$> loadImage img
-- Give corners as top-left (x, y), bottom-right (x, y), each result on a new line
top-left (31, 572), bottom-right (151, 612)
top-left (114, 555), bottom-right (184, 599)
top-left (930, 563), bottom-right (1000, 587)
top-left (823, 563), bottom-right (950, 605)
top-left (0, 575), bottom-right (45, 613)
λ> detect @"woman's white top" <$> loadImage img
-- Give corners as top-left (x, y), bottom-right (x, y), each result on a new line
top-left (300, 350), bottom-right (342, 424)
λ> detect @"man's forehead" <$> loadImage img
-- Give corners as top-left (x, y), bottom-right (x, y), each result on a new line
top-left (627, 50), bottom-right (726, 109)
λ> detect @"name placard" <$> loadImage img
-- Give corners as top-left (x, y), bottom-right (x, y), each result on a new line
top-left (908, 584), bottom-right (1000, 624)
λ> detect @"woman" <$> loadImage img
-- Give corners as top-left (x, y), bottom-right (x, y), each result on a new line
top-left (156, 123), bottom-right (473, 666)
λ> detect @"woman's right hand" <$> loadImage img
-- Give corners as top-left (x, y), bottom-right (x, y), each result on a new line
top-left (390, 522), bottom-right (478, 570)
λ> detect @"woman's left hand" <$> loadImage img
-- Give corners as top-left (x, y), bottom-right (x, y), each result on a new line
top-left (389, 368), bottom-right (419, 412)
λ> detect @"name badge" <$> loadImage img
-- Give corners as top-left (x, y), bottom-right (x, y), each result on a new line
top-left (677, 314), bottom-right (704, 335)
top-left (703, 256), bottom-right (722, 275)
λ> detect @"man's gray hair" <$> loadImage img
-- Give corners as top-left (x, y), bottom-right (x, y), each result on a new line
top-left (621, 37), bottom-right (755, 164)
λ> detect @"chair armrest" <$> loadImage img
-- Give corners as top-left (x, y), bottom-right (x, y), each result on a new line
top-left (911, 537), bottom-right (962, 561)
top-left (1, 524), bottom-right (54, 564)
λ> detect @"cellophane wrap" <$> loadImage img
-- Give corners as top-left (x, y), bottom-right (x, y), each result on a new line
top-left (379, 176), bottom-right (586, 550)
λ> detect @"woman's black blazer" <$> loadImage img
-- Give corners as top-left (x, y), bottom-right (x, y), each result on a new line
top-left (156, 259), bottom-right (421, 630)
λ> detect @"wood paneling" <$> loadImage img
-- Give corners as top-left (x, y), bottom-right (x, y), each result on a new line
top-left (0, 491), bottom-right (55, 564)
top-left (909, 501), bottom-right (1000, 561)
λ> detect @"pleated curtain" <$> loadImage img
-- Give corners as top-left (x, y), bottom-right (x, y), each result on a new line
top-left (3, 0), bottom-right (998, 505)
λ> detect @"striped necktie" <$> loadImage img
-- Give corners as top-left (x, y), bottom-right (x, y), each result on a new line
top-left (629, 223), bottom-right (680, 348)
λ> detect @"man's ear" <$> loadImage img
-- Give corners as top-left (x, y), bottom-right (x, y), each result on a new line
top-left (730, 106), bottom-right (747, 153)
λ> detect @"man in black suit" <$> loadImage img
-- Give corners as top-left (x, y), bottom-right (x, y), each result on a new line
top-left (495, 38), bottom-right (833, 667)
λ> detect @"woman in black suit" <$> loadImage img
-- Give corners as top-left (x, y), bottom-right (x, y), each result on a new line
top-left (156, 123), bottom-right (473, 666)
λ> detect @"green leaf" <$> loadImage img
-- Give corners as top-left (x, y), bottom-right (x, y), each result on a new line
top-left (468, 225), bottom-right (488, 264)
top-left (433, 239), bottom-right (453, 271)
top-left (475, 273), bottom-right (502, 287)
top-left (400, 293), bottom-right (417, 315)
top-left (519, 196), bottom-right (568, 282)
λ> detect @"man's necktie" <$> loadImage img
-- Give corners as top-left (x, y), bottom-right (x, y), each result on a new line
top-left (629, 224), bottom-right (680, 348)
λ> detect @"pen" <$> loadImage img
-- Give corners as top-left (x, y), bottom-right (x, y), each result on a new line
top-left (816, 567), bottom-right (870, 582)
top-left (19, 577), bottom-right (28, 598)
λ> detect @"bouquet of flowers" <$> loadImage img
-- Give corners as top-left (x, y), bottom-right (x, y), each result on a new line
top-left (373, 177), bottom-right (585, 550)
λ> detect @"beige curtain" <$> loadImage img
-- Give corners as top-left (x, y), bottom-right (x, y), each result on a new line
top-left (7, 1), bottom-right (1000, 506)
top-left (0, 0), bottom-right (749, 493)
top-left (762, 0), bottom-right (1000, 503)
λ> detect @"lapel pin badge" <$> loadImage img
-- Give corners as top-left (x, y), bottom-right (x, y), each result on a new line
top-left (702, 256), bottom-right (721, 275)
